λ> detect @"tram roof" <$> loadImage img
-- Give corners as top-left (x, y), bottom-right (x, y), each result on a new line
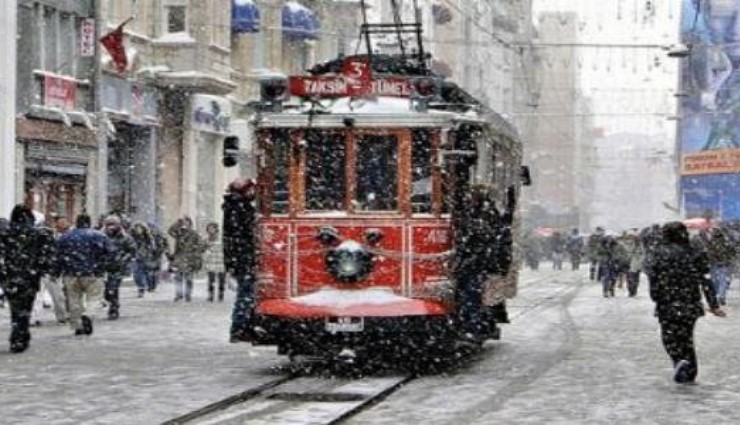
top-left (256, 96), bottom-right (520, 140)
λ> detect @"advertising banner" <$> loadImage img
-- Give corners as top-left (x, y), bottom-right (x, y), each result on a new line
top-left (44, 74), bottom-right (76, 110)
top-left (679, 0), bottom-right (740, 219)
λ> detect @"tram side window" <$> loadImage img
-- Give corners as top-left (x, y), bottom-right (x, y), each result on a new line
top-left (356, 135), bottom-right (398, 211)
top-left (271, 134), bottom-right (290, 214)
top-left (411, 130), bottom-right (432, 213)
top-left (305, 131), bottom-right (346, 211)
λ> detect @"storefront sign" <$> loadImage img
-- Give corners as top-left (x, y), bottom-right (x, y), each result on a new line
top-left (682, 149), bottom-right (740, 175)
top-left (79, 18), bottom-right (96, 57)
top-left (191, 94), bottom-right (231, 134)
top-left (44, 75), bottom-right (76, 110)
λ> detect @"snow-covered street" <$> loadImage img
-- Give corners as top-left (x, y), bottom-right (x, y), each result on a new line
top-left (1, 268), bottom-right (739, 424)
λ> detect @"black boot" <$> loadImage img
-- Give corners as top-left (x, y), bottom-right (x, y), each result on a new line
top-left (218, 290), bottom-right (224, 302)
top-left (81, 315), bottom-right (93, 335)
top-left (207, 289), bottom-right (214, 302)
top-left (9, 320), bottom-right (31, 353)
top-left (108, 305), bottom-right (119, 320)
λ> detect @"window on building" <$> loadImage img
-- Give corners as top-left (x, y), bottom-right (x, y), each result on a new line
top-left (166, 5), bottom-right (187, 33)
top-left (41, 6), bottom-right (57, 70)
top-left (210, 1), bottom-right (229, 49)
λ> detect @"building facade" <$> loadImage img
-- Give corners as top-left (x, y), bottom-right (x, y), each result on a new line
top-left (15, 0), bottom-right (100, 223)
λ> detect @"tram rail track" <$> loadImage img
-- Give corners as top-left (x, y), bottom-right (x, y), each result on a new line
top-left (162, 373), bottom-right (412, 425)
top-left (163, 271), bottom-right (582, 425)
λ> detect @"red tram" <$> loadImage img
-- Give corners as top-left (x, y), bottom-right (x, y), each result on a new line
top-left (227, 52), bottom-right (529, 360)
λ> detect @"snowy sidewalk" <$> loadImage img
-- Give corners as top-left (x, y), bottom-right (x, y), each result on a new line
top-left (0, 279), bottom-right (284, 425)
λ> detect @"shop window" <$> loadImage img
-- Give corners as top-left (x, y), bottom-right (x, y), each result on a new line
top-left (165, 4), bottom-right (187, 33)
top-left (356, 135), bottom-right (398, 212)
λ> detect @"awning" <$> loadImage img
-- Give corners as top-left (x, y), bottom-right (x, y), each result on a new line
top-left (232, 0), bottom-right (261, 34)
top-left (282, 1), bottom-right (320, 40)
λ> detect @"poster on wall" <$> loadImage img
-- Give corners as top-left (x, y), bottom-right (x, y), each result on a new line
top-left (679, 0), bottom-right (740, 219)
top-left (44, 75), bottom-right (76, 110)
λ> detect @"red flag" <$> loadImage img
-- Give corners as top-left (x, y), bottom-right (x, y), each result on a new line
top-left (100, 18), bottom-right (132, 73)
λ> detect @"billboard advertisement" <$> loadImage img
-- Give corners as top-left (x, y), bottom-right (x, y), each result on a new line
top-left (679, 0), bottom-right (740, 219)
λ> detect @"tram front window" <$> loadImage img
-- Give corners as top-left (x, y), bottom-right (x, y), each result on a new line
top-left (356, 135), bottom-right (398, 211)
top-left (305, 130), bottom-right (346, 211)
top-left (411, 130), bottom-right (433, 213)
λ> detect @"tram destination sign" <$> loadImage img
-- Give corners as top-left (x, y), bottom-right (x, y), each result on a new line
top-left (288, 56), bottom-right (413, 98)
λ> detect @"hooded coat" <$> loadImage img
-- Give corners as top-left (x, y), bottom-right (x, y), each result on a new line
top-left (645, 222), bottom-right (720, 320)
top-left (0, 206), bottom-right (56, 289)
top-left (168, 222), bottom-right (205, 273)
top-left (222, 191), bottom-right (258, 276)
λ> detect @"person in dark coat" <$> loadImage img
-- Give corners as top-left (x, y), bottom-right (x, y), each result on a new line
top-left (55, 213), bottom-right (113, 335)
top-left (168, 216), bottom-right (205, 302)
top-left (222, 178), bottom-right (259, 342)
top-left (103, 215), bottom-right (135, 319)
top-left (453, 185), bottom-right (501, 340)
top-left (587, 227), bottom-right (606, 280)
top-left (705, 228), bottom-right (736, 305)
top-left (0, 205), bottom-right (55, 352)
top-left (147, 222), bottom-right (169, 292)
top-left (566, 228), bottom-right (584, 271)
top-left (130, 222), bottom-right (159, 297)
top-left (550, 231), bottom-right (566, 270)
top-left (0, 218), bottom-right (7, 309)
top-left (599, 236), bottom-right (629, 297)
top-left (645, 221), bottom-right (726, 384)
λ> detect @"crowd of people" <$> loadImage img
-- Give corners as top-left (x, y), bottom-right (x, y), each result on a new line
top-left (0, 178), bottom-right (259, 353)
top-left (523, 221), bottom-right (734, 384)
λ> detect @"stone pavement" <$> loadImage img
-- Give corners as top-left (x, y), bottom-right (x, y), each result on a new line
top-left (349, 267), bottom-right (740, 425)
top-left (0, 277), bottom-right (284, 425)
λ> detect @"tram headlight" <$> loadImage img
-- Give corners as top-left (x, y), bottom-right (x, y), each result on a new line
top-left (326, 241), bottom-right (373, 283)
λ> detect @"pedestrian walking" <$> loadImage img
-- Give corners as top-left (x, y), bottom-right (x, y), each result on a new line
top-left (0, 205), bottom-right (55, 352)
top-left (223, 178), bottom-right (259, 342)
top-left (705, 227), bottom-right (735, 305)
top-left (550, 231), bottom-right (566, 270)
top-left (587, 227), bottom-right (606, 281)
top-left (103, 215), bottom-right (135, 319)
top-left (522, 230), bottom-right (542, 271)
top-left (55, 213), bottom-right (113, 335)
top-left (130, 222), bottom-right (159, 297)
top-left (622, 231), bottom-right (644, 297)
top-left (600, 236), bottom-right (628, 297)
top-left (566, 228), bottom-right (584, 271)
top-left (168, 216), bottom-right (205, 302)
top-left (147, 222), bottom-right (169, 291)
top-left (645, 221), bottom-right (727, 384)
top-left (203, 222), bottom-right (227, 302)
top-left (43, 215), bottom-right (72, 323)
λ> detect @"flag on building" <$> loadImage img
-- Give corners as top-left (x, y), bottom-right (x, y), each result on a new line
top-left (100, 18), bottom-right (132, 73)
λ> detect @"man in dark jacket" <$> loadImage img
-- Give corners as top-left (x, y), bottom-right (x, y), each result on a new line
top-left (0, 205), bottom-right (55, 352)
top-left (645, 221), bottom-right (726, 384)
top-left (222, 178), bottom-right (258, 342)
top-left (103, 215), bottom-right (135, 319)
top-left (56, 213), bottom-right (112, 335)
top-left (453, 185), bottom-right (502, 341)
top-left (587, 227), bottom-right (606, 280)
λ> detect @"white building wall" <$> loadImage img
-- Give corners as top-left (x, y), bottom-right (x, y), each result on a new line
top-left (0, 1), bottom-right (17, 215)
